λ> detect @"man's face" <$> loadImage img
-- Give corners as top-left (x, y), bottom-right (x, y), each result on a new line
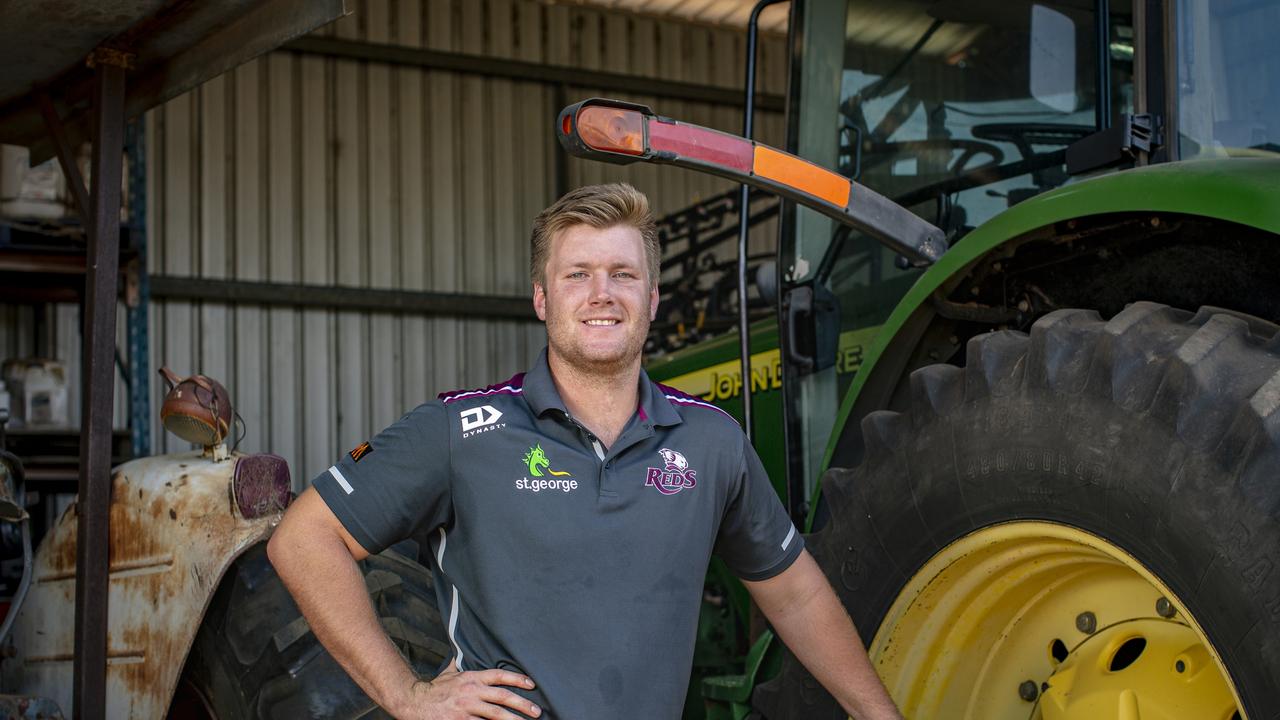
top-left (533, 223), bottom-right (659, 373)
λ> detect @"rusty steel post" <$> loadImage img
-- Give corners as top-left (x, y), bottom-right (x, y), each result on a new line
top-left (72, 47), bottom-right (131, 720)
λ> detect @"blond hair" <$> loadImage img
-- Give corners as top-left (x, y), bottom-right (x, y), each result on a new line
top-left (529, 183), bottom-right (659, 290)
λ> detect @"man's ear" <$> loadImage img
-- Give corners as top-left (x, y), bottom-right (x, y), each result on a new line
top-left (533, 282), bottom-right (547, 321)
top-left (649, 285), bottom-right (659, 321)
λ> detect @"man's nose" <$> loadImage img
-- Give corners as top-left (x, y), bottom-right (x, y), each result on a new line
top-left (589, 275), bottom-right (613, 303)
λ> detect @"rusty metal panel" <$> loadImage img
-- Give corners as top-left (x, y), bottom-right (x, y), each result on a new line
top-left (0, 452), bottom-right (282, 718)
top-left (145, 0), bottom-right (787, 484)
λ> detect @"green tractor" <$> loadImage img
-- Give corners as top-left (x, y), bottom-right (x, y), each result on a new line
top-left (562, 0), bottom-right (1279, 717)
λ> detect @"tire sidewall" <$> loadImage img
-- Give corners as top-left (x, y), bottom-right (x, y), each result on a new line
top-left (822, 376), bottom-right (1278, 716)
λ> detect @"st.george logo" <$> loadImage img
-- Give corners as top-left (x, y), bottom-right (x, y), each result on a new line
top-left (523, 444), bottom-right (572, 477)
top-left (514, 444), bottom-right (577, 493)
top-left (645, 448), bottom-right (697, 495)
top-left (460, 405), bottom-right (504, 438)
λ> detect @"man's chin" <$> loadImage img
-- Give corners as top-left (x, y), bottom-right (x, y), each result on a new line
top-left (576, 349), bottom-right (632, 369)
top-left (553, 343), bottom-right (640, 373)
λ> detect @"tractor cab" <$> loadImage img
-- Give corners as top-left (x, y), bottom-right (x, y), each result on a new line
top-left (781, 0), bottom-right (1280, 506)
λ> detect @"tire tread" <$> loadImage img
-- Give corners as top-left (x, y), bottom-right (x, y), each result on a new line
top-left (180, 541), bottom-right (448, 719)
top-left (753, 303), bottom-right (1280, 718)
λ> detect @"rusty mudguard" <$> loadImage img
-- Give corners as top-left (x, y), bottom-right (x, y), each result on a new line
top-left (0, 451), bottom-right (285, 718)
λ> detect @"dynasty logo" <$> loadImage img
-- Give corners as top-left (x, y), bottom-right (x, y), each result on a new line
top-left (460, 405), bottom-right (505, 438)
top-left (645, 448), bottom-right (696, 495)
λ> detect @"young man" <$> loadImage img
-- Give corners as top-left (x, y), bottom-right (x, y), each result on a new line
top-left (268, 184), bottom-right (903, 720)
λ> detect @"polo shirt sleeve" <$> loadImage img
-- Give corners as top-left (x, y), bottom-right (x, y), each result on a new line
top-left (714, 438), bottom-right (804, 581)
top-left (310, 401), bottom-right (452, 555)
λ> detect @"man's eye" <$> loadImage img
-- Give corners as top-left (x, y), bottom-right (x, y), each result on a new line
top-left (568, 271), bottom-right (587, 279)
top-left (613, 272), bottom-right (635, 279)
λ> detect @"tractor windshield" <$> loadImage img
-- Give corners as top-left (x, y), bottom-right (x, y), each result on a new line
top-left (1175, 0), bottom-right (1280, 159)
top-left (782, 0), bottom-right (1134, 497)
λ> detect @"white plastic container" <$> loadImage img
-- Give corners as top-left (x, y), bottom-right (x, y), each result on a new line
top-left (0, 360), bottom-right (69, 428)
top-left (0, 145), bottom-right (66, 221)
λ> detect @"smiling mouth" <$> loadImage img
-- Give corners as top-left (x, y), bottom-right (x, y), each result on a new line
top-left (583, 319), bottom-right (620, 326)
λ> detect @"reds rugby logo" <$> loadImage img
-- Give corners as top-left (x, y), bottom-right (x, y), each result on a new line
top-left (645, 448), bottom-right (697, 495)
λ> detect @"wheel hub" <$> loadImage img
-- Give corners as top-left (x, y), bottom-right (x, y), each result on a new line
top-left (867, 521), bottom-right (1244, 720)
top-left (1040, 618), bottom-right (1236, 720)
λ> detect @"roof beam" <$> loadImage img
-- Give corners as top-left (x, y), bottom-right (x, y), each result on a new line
top-left (281, 36), bottom-right (786, 112)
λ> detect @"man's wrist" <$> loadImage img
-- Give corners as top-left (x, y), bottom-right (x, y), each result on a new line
top-left (380, 675), bottom-right (428, 717)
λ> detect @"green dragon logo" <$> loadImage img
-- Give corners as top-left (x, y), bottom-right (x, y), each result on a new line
top-left (523, 444), bottom-right (572, 477)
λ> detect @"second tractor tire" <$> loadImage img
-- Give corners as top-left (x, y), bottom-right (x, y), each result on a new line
top-left (177, 540), bottom-right (450, 719)
top-left (753, 302), bottom-right (1280, 719)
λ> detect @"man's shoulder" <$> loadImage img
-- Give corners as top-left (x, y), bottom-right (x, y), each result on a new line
top-left (437, 372), bottom-right (528, 408)
top-left (652, 381), bottom-right (742, 434)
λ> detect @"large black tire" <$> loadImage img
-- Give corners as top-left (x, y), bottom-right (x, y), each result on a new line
top-left (754, 303), bottom-right (1280, 718)
top-left (175, 540), bottom-right (450, 719)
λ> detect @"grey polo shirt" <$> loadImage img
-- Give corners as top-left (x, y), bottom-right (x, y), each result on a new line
top-left (313, 348), bottom-right (802, 719)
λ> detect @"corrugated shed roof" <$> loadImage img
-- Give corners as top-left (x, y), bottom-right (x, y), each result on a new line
top-left (548, 0), bottom-right (792, 33)
top-left (0, 0), bottom-right (345, 160)
top-left (544, 0), bottom-right (993, 56)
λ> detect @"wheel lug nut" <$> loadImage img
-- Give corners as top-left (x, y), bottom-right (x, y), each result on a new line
top-left (1076, 611), bottom-right (1097, 634)
top-left (1018, 680), bottom-right (1039, 701)
top-left (1156, 597), bottom-right (1176, 618)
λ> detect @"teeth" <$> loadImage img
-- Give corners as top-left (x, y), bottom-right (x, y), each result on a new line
top-left (585, 320), bottom-right (618, 326)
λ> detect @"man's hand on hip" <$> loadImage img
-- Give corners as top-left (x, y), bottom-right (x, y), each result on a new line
top-left (270, 491), bottom-right (542, 719)
top-left (391, 662), bottom-right (542, 720)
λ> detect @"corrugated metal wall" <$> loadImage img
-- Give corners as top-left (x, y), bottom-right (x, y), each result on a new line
top-left (6, 0), bottom-right (788, 485)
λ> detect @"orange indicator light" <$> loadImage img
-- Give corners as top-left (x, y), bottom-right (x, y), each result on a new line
top-left (753, 146), bottom-right (851, 208)
top-left (576, 105), bottom-right (646, 156)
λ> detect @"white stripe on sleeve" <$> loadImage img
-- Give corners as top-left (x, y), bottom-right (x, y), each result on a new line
top-left (781, 524), bottom-right (797, 551)
top-left (328, 465), bottom-right (354, 494)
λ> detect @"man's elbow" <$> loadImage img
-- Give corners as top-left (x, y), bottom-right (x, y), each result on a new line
top-left (266, 517), bottom-right (292, 574)
top-left (267, 503), bottom-right (311, 576)
top-left (748, 551), bottom-right (827, 617)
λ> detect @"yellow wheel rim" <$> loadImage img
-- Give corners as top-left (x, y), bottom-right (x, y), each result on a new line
top-left (867, 521), bottom-right (1244, 720)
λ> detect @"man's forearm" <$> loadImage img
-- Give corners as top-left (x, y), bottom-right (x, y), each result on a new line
top-left (747, 551), bottom-right (903, 720)
top-left (267, 519), bottom-right (417, 714)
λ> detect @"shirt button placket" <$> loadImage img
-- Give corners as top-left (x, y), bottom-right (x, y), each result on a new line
top-left (580, 426), bottom-right (608, 495)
